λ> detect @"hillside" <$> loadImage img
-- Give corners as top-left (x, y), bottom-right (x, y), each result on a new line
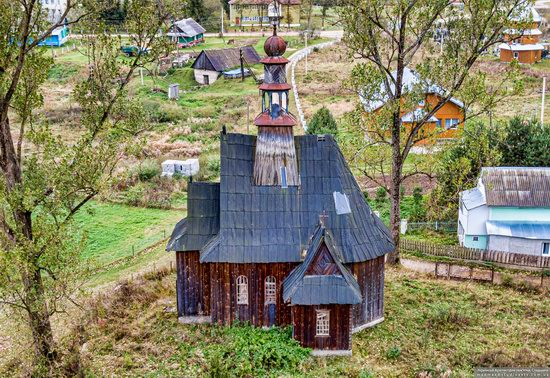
top-left (30, 267), bottom-right (549, 377)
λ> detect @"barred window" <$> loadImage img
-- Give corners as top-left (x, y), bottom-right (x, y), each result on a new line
top-left (265, 276), bottom-right (276, 304)
top-left (316, 310), bottom-right (330, 336)
top-left (236, 276), bottom-right (248, 305)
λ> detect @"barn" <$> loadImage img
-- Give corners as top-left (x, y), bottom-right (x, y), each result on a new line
top-left (167, 28), bottom-right (394, 356)
top-left (190, 46), bottom-right (261, 85)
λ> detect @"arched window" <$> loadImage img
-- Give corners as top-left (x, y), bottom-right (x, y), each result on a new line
top-left (236, 276), bottom-right (248, 305)
top-left (265, 276), bottom-right (276, 304)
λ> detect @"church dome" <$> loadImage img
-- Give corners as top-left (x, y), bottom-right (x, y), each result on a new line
top-left (264, 34), bottom-right (287, 57)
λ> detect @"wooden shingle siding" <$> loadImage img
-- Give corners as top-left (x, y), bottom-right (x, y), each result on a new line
top-left (349, 256), bottom-right (385, 327)
top-left (209, 262), bottom-right (298, 326)
top-left (291, 305), bottom-right (351, 350)
top-left (176, 251), bottom-right (211, 317)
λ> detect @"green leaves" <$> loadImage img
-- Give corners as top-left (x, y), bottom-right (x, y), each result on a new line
top-left (307, 106), bottom-right (338, 135)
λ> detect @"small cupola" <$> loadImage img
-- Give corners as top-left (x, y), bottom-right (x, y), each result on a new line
top-left (252, 2), bottom-right (299, 187)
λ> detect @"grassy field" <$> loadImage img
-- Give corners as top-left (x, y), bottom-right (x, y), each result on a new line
top-left (48, 267), bottom-right (550, 377)
top-left (73, 201), bottom-right (183, 266)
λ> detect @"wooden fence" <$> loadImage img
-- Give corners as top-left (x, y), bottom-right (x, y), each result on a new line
top-left (400, 239), bottom-right (550, 269)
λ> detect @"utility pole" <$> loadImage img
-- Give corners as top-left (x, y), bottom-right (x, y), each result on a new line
top-left (541, 76), bottom-right (546, 125)
top-left (305, 31), bottom-right (308, 75)
top-left (240, 48), bottom-right (245, 82)
top-left (221, 4), bottom-right (225, 36)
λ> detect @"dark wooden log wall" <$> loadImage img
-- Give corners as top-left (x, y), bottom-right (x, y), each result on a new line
top-left (291, 305), bottom-right (351, 350)
top-left (209, 262), bottom-right (297, 326)
top-left (348, 255), bottom-right (385, 328)
top-left (176, 251), bottom-right (211, 317)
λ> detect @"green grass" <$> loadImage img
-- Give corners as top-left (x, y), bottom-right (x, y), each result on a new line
top-left (54, 267), bottom-right (549, 377)
top-left (73, 201), bottom-right (183, 266)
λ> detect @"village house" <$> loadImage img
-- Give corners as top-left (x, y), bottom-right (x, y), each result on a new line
top-left (458, 167), bottom-right (550, 257)
top-left (360, 67), bottom-right (465, 141)
top-left (190, 46), bottom-right (261, 85)
top-left (167, 28), bottom-right (394, 355)
top-left (229, 0), bottom-right (301, 29)
top-left (39, 0), bottom-right (69, 46)
top-left (167, 18), bottom-right (206, 48)
top-left (499, 6), bottom-right (544, 64)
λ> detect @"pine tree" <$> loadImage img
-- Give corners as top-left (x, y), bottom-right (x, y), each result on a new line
top-left (307, 106), bottom-right (338, 135)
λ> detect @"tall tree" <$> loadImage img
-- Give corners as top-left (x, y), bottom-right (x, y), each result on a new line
top-left (0, 0), bottom-right (171, 372)
top-left (187, 0), bottom-right (208, 24)
top-left (340, 0), bottom-right (528, 264)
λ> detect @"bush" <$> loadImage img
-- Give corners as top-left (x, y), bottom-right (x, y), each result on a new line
top-left (135, 159), bottom-right (160, 181)
top-left (307, 106), bottom-right (338, 135)
top-left (375, 187), bottom-right (387, 204)
top-left (386, 346), bottom-right (401, 359)
top-left (204, 324), bottom-right (310, 377)
top-left (409, 186), bottom-right (427, 222)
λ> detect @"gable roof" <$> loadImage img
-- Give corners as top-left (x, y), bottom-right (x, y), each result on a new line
top-left (360, 67), bottom-right (465, 113)
top-left (168, 18), bottom-right (205, 38)
top-left (166, 182), bottom-right (219, 252)
top-left (481, 167), bottom-right (550, 208)
top-left (460, 186), bottom-right (486, 210)
top-left (197, 133), bottom-right (394, 264)
top-left (282, 225), bottom-right (362, 305)
top-left (191, 46), bottom-right (261, 72)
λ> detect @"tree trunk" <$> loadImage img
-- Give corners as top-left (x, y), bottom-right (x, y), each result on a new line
top-left (0, 113), bottom-right (56, 368)
top-left (387, 112), bottom-right (402, 265)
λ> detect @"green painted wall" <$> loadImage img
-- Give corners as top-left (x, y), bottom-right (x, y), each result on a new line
top-left (463, 235), bottom-right (488, 249)
top-left (489, 207), bottom-right (550, 222)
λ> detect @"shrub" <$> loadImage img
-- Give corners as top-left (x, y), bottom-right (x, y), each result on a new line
top-left (135, 159), bottom-right (160, 181)
top-left (307, 106), bottom-right (338, 135)
top-left (204, 324), bottom-right (310, 377)
top-left (375, 187), bottom-right (387, 204)
top-left (409, 186), bottom-right (427, 222)
top-left (386, 346), bottom-right (401, 359)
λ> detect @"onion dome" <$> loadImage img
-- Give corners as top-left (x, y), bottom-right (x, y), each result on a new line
top-left (264, 34), bottom-right (287, 57)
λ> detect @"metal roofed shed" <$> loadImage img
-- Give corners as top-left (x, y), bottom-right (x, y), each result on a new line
top-left (161, 159), bottom-right (199, 178)
top-left (167, 18), bottom-right (206, 48)
top-left (191, 46), bottom-right (261, 85)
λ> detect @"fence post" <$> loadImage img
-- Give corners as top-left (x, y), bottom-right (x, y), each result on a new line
top-left (163, 229), bottom-right (166, 238)
top-left (132, 245), bottom-right (135, 256)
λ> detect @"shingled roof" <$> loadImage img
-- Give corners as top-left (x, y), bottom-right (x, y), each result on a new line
top-left (191, 46), bottom-right (261, 72)
top-left (167, 182), bottom-right (219, 252)
top-left (173, 133), bottom-right (393, 264)
top-left (282, 225), bottom-right (362, 305)
top-left (481, 167), bottom-right (550, 208)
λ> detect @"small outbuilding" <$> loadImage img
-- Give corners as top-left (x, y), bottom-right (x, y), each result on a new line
top-left (190, 46), bottom-right (261, 85)
top-left (161, 159), bottom-right (200, 178)
top-left (167, 18), bottom-right (206, 48)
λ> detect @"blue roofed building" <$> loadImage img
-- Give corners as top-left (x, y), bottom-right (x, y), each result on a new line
top-left (458, 167), bottom-right (550, 257)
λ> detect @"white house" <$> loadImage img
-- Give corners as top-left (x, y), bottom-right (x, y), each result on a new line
top-left (161, 159), bottom-right (200, 178)
top-left (458, 167), bottom-right (550, 257)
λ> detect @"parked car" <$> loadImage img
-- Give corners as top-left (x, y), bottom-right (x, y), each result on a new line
top-left (121, 45), bottom-right (149, 57)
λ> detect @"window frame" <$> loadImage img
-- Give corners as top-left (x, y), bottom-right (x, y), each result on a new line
top-left (264, 276), bottom-right (277, 305)
top-left (542, 242), bottom-right (550, 256)
top-left (315, 310), bottom-right (330, 337)
top-left (236, 275), bottom-right (248, 305)
top-left (445, 118), bottom-right (460, 130)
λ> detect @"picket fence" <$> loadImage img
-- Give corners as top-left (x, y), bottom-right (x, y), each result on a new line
top-left (400, 239), bottom-right (550, 269)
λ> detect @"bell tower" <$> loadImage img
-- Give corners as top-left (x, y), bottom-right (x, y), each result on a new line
top-left (253, 1), bottom-right (299, 187)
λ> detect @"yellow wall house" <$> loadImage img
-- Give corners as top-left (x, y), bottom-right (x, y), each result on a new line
top-left (229, 0), bottom-right (301, 28)
top-left (499, 6), bottom-right (544, 64)
top-left (360, 67), bottom-right (465, 144)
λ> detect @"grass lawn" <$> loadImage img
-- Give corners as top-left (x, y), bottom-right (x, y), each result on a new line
top-left (73, 201), bottom-right (183, 266)
top-left (60, 267), bottom-right (549, 377)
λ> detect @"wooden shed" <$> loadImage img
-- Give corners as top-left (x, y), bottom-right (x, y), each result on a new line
top-left (190, 46), bottom-right (261, 85)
